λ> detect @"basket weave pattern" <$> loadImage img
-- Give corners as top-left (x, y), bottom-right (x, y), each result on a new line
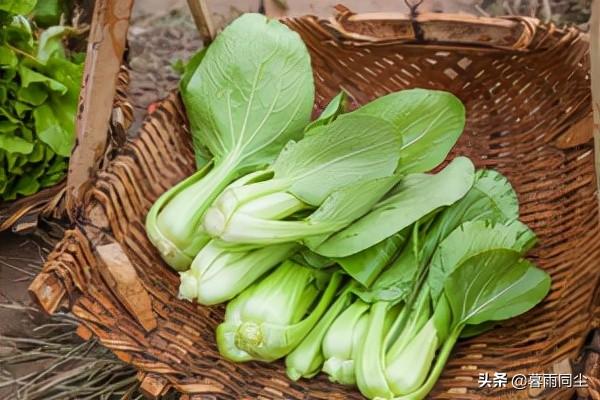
top-left (31, 13), bottom-right (599, 399)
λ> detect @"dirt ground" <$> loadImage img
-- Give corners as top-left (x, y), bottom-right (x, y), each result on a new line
top-left (0, 0), bottom-right (593, 399)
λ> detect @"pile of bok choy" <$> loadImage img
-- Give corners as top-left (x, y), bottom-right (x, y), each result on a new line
top-left (145, 13), bottom-right (551, 400)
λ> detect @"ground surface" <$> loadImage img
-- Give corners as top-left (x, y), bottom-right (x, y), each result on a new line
top-left (0, 1), bottom-right (592, 399)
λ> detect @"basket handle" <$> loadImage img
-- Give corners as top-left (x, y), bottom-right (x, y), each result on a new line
top-left (593, 0), bottom-right (600, 195)
top-left (576, 1), bottom-right (600, 397)
top-left (65, 0), bottom-right (134, 221)
top-left (327, 5), bottom-right (539, 51)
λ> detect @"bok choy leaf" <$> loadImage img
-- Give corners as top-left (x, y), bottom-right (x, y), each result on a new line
top-left (317, 156), bottom-right (476, 259)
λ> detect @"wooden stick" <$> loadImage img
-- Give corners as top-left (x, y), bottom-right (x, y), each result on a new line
top-left (585, 3), bottom-right (600, 399)
top-left (66, 0), bottom-right (133, 220)
top-left (186, 0), bottom-right (216, 44)
top-left (96, 242), bottom-right (157, 333)
top-left (593, 0), bottom-right (600, 203)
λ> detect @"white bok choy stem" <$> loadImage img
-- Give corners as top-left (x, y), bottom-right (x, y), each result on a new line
top-left (179, 240), bottom-right (299, 305)
top-left (216, 260), bottom-right (344, 362)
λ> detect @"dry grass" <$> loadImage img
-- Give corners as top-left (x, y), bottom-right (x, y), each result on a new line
top-left (0, 301), bottom-right (158, 400)
top-left (0, 222), bottom-right (178, 400)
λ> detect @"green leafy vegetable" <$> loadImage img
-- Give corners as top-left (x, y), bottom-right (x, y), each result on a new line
top-left (427, 219), bottom-right (536, 301)
top-left (285, 282), bottom-right (357, 380)
top-left (304, 91), bottom-right (349, 132)
top-left (203, 112), bottom-right (402, 245)
top-left (145, 13), bottom-right (315, 270)
top-left (356, 169), bottom-right (522, 306)
top-left (216, 260), bottom-right (343, 362)
top-left (317, 156), bottom-right (475, 258)
top-left (138, 18), bottom-right (551, 398)
top-left (352, 220), bottom-right (549, 400)
top-left (0, 4), bottom-right (83, 201)
top-left (204, 89), bottom-right (466, 249)
top-left (178, 240), bottom-right (299, 305)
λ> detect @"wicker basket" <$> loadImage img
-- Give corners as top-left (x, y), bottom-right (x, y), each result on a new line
top-left (29, 8), bottom-right (600, 400)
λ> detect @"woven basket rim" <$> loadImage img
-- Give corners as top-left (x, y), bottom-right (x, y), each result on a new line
top-left (290, 8), bottom-right (589, 54)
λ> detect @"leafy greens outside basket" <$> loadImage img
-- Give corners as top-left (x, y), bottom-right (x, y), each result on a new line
top-left (29, 8), bottom-right (600, 400)
top-left (0, 0), bottom-right (134, 233)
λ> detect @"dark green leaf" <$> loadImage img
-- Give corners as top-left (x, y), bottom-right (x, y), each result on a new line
top-left (44, 155), bottom-right (66, 174)
top-left (0, 166), bottom-right (7, 193)
top-left (416, 169), bottom-right (520, 266)
top-left (27, 142), bottom-right (44, 162)
top-left (39, 171), bottom-right (64, 187)
top-left (13, 173), bottom-right (39, 196)
top-left (6, 16), bottom-right (34, 49)
top-left (20, 125), bottom-right (33, 141)
top-left (0, 105), bottom-right (19, 123)
top-left (33, 103), bottom-right (73, 156)
top-left (304, 174), bottom-right (402, 250)
top-left (336, 231), bottom-right (408, 287)
top-left (0, 0), bottom-right (37, 15)
top-left (0, 133), bottom-right (33, 154)
top-left (17, 82), bottom-right (48, 105)
top-left (32, 0), bottom-right (64, 27)
top-left (316, 157), bottom-right (474, 257)
top-left (7, 152), bottom-right (27, 173)
top-left (0, 120), bottom-right (19, 133)
top-left (19, 64), bottom-right (67, 94)
top-left (305, 91), bottom-right (348, 133)
top-left (445, 253), bottom-right (550, 327)
top-left (428, 220), bottom-right (536, 302)
top-left (0, 46), bottom-right (17, 67)
top-left (13, 100), bottom-right (31, 116)
top-left (353, 229), bottom-right (419, 304)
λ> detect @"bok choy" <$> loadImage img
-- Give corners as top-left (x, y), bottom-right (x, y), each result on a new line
top-left (285, 167), bottom-right (550, 400)
top-left (204, 89), bottom-right (466, 248)
top-left (178, 240), bottom-right (299, 305)
top-left (145, 13), bottom-right (314, 270)
top-left (203, 112), bottom-right (403, 245)
top-left (216, 260), bottom-right (343, 362)
top-left (353, 221), bottom-right (550, 399)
